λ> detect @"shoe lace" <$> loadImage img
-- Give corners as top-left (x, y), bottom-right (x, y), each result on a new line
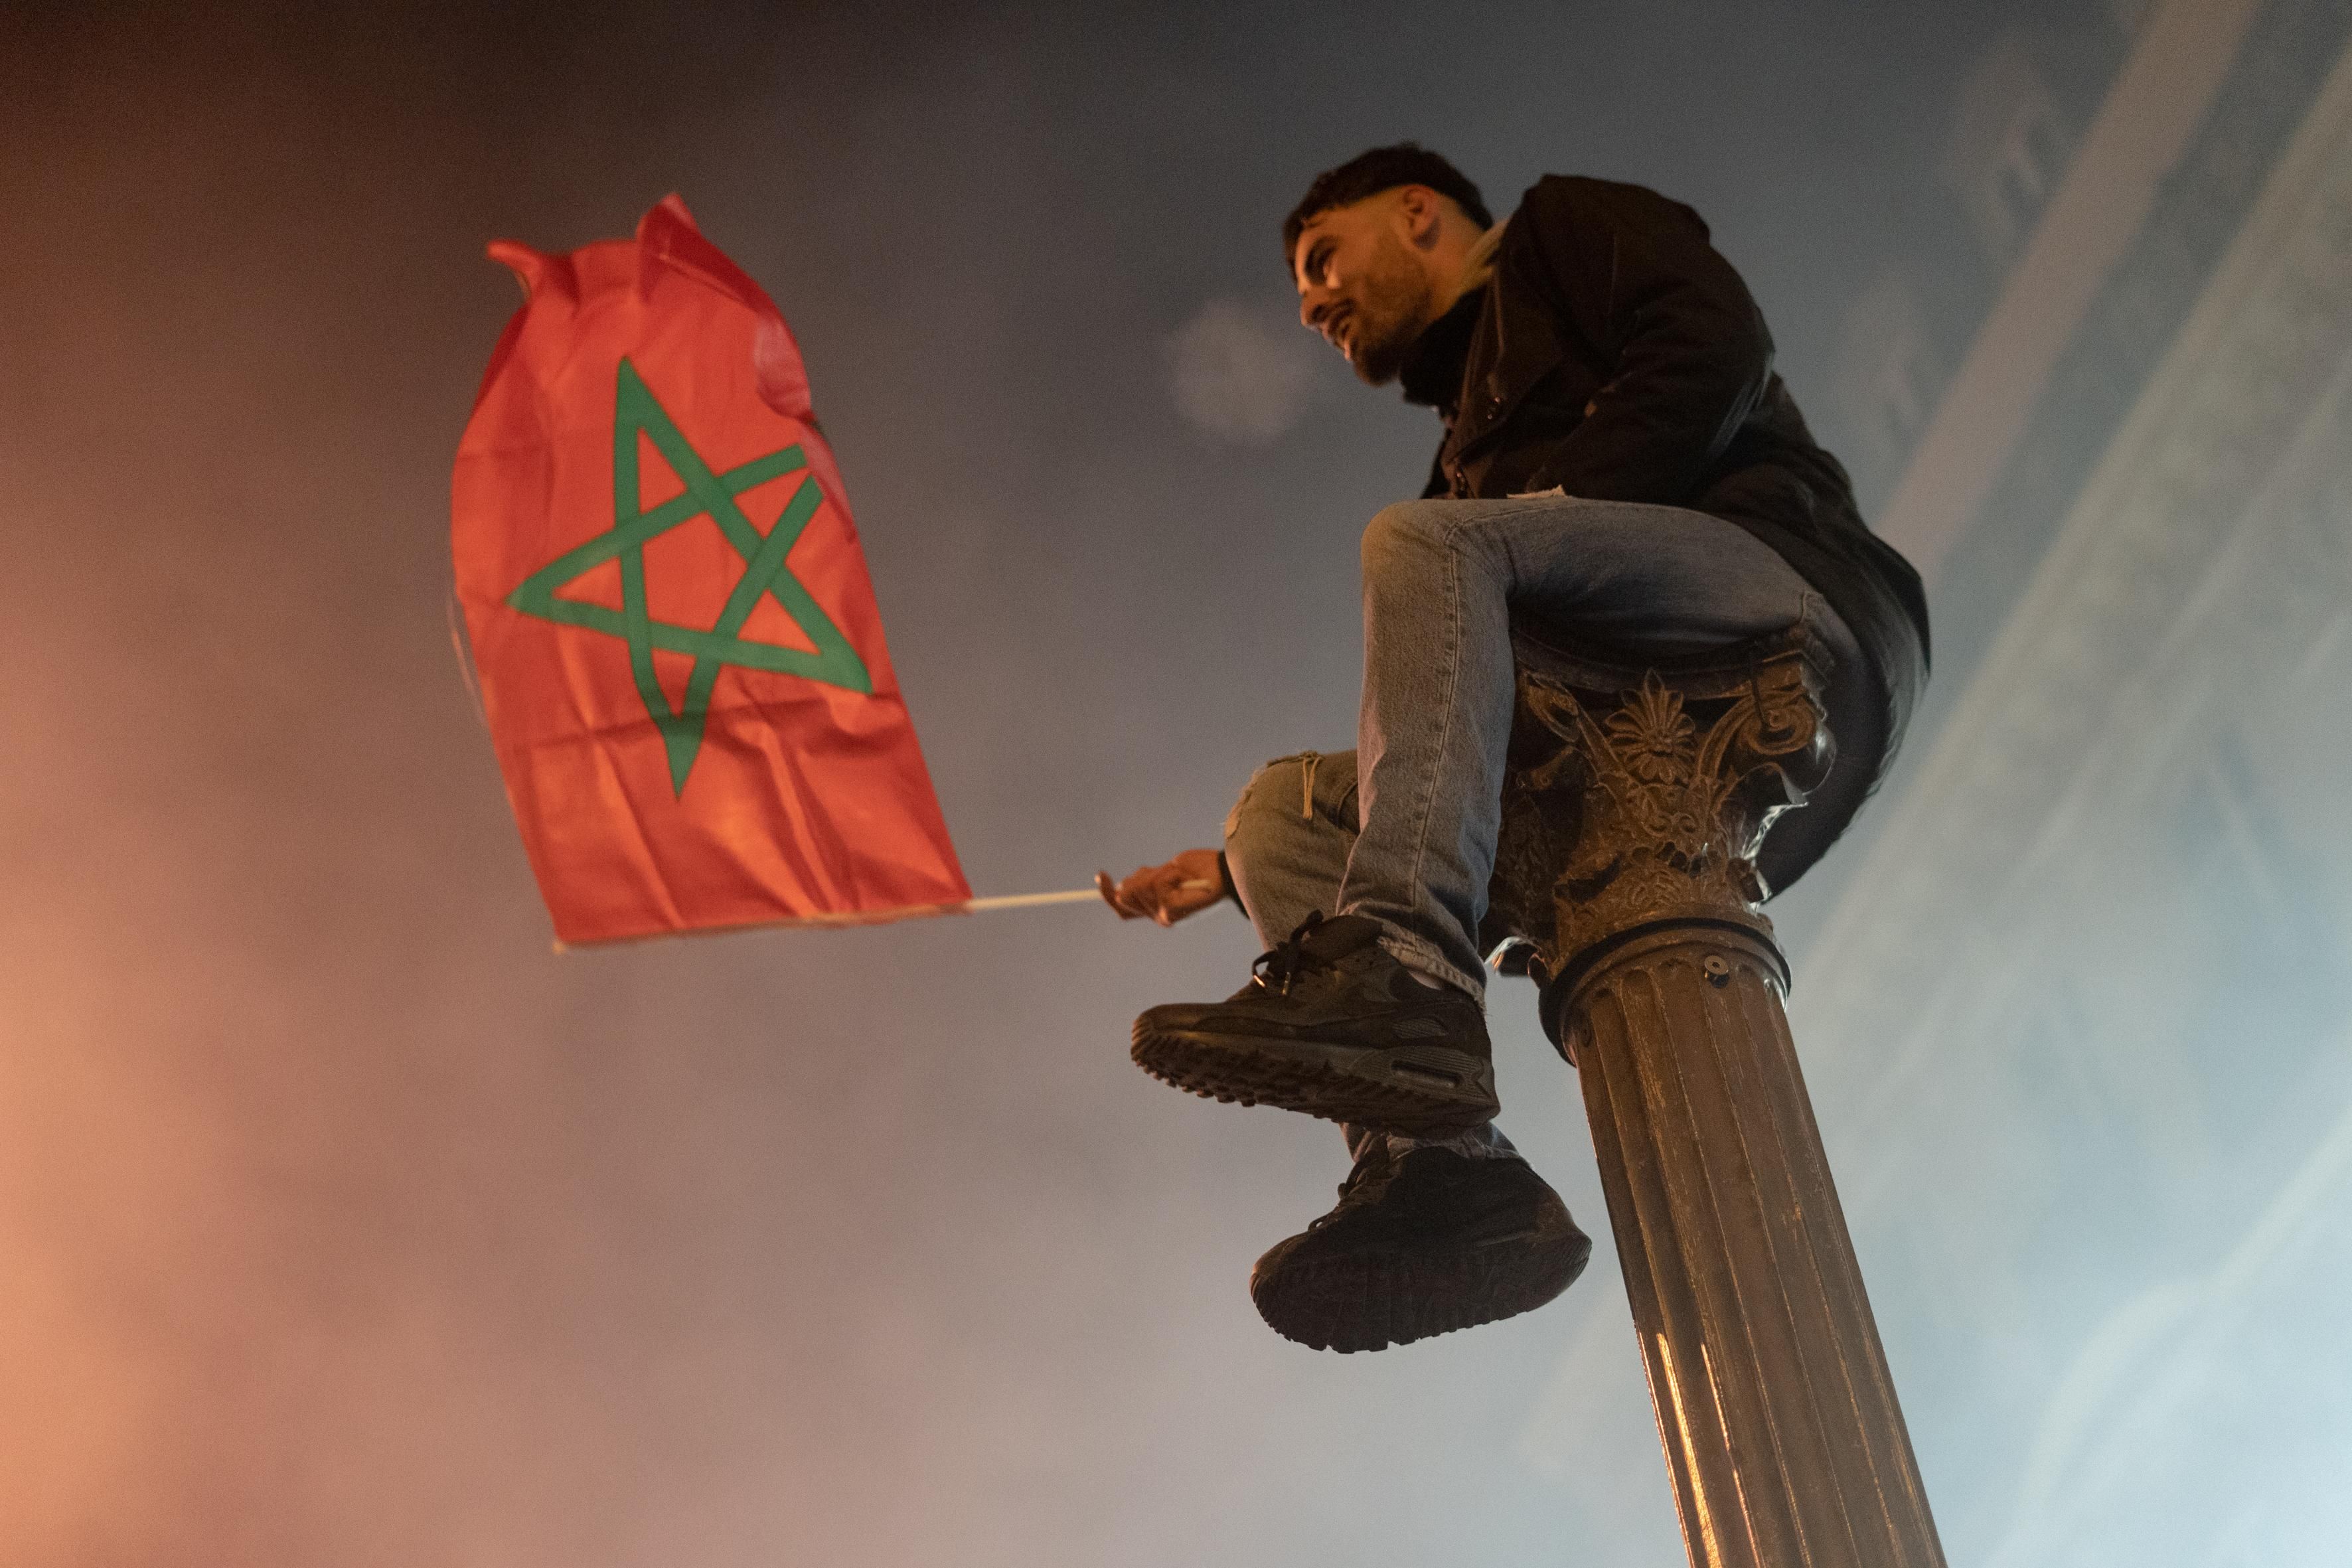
top-left (1307, 1142), bottom-right (1394, 1231)
top-left (1249, 912), bottom-right (1329, 997)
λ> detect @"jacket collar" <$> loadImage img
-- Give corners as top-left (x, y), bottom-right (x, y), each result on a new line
top-left (1398, 284), bottom-right (1486, 418)
top-left (1396, 220), bottom-right (1506, 418)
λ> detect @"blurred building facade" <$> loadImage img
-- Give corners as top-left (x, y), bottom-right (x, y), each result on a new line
top-left (1530, 1), bottom-right (2352, 1561)
top-left (1809, 0), bottom-right (2352, 1559)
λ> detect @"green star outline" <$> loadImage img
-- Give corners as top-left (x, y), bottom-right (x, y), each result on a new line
top-left (507, 356), bottom-right (873, 795)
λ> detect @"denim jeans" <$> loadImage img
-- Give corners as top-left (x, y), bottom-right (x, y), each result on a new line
top-left (1225, 494), bottom-right (1858, 997)
top-left (1224, 495), bottom-right (1859, 1162)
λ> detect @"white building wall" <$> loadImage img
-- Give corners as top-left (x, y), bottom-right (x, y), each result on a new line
top-left (1792, 36), bottom-right (2352, 1564)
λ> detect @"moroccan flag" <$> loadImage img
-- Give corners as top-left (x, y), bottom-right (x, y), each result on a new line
top-left (452, 194), bottom-right (970, 944)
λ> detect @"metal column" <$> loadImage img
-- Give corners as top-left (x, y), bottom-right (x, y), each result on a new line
top-left (1489, 631), bottom-right (1946, 1568)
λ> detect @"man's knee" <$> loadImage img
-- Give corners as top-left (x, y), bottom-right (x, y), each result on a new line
top-left (1223, 753), bottom-right (1313, 858)
top-left (1360, 499), bottom-right (1456, 581)
top-left (1225, 748), bottom-right (1358, 875)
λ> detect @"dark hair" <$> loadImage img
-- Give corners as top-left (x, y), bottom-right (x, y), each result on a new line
top-left (1281, 143), bottom-right (1493, 274)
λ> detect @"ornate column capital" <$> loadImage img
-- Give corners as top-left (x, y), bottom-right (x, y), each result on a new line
top-left (1484, 628), bottom-right (1835, 1046)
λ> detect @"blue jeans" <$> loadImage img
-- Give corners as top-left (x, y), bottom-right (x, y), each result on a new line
top-left (1225, 495), bottom-right (1859, 997)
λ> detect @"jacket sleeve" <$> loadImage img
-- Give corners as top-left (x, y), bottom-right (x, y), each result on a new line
top-left (1516, 179), bottom-right (1775, 501)
top-left (1216, 850), bottom-right (1247, 917)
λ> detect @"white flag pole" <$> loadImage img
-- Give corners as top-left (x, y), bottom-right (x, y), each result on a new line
top-left (959, 889), bottom-right (1108, 913)
top-left (551, 880), bottom-right (1216, 951)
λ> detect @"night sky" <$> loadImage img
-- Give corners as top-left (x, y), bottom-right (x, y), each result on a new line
top-left (1, 4), bottom-right (2077, 1562)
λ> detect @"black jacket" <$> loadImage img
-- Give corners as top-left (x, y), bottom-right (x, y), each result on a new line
top-left (1400, 175), bottom-right (1930, 889)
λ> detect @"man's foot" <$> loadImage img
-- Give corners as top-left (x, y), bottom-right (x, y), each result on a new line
top-left (1251, 1136), bottom-right (1591, 1352)
top-left (1130, 913), bottom-right (1499, 1137)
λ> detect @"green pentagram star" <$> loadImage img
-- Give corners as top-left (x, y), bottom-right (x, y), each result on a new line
top-left (507, 356), bottom-right (872, 794)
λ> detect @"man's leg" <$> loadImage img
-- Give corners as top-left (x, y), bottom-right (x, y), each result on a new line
top-left (1219, 748), bottom-right (1591, 1353)
top-left (1339, 495), bottom-right (1857, 993)
top-left (1135, 495), bottom-right (1853, 1137)
top-left (1223, 747), bottom-right (1503, 1162)
top-left (1221, 750), bottom-right (1358, 951)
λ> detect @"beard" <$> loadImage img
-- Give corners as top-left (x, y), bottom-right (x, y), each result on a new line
top-left (1343, 230), bottom-right (1437, 387)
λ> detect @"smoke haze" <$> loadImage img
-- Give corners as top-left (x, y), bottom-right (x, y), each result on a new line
top-left (6, 3), bottom-right (2344, 1565)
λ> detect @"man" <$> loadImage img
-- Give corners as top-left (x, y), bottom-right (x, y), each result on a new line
top-left (1103, 145), bottom-right (1928, 1353)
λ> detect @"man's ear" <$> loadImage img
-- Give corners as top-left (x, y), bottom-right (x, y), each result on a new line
top-left (1397, 185), bottom-right (1443, 248)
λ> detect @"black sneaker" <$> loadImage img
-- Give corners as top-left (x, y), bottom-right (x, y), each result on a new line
top-left (1131, 913), bottom-right (1500, 1137)
top-left (1250, 1139), bottom-right (1591, 1353)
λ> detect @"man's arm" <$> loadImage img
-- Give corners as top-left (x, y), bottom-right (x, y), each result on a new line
top-left (1515, 177), bottom-right (1775, 500)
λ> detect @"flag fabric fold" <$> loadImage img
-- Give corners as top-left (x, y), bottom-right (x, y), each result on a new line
top-left (453, 194), bottom-right (970, 944)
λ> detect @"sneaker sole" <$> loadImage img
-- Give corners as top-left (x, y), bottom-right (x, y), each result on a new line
top-left (1131, 1020), bottom-right (1500, 1137)
top-left (1250, 1210), bottom-right (1592, 1353)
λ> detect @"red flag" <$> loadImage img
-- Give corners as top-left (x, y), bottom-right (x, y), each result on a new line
top-left (453, 195), bottom-right (969, 943)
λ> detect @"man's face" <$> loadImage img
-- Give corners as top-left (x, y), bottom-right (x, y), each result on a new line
top-left (1293, 194), bottom-right (1435, 387)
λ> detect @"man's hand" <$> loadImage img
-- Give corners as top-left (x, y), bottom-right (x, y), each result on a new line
top-left (1097, 848), bottom-right (1227, 926)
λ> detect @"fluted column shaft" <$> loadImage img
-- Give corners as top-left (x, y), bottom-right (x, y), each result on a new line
top-left (1567, 925), bottom-right (1942, 1567)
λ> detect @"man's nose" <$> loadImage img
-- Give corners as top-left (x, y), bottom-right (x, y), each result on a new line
top-left (1298, 287), bottom-right (1330, 331)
